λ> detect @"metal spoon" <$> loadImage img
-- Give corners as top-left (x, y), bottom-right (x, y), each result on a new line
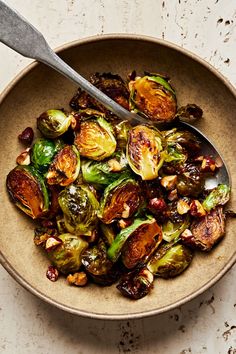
top-left (0, 1), bottom-right (230, 187)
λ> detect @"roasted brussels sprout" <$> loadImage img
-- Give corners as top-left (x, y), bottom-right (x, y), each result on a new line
top-left (121, 219), bottom-right (163, 269)
top-left (37, 109), bottom-right (72, 138)
top-left (126, 125), bottom-right (165, 180)
top-left (129, 75), bottom-right (177, 122)
top-left (165, 143), bottom-right (188, 165)
top-left (98, 176), bottom-right (141, 224)
top-left (46, 145), bottom-right (80, 186)
top-left (177, 163), bottom-right (205, 197)
top-left (6, 166), bottom-right (49, 219)
top-left (82, 239), bottom-right (120, 285)
top-left (70, 72), bottom-right (130, 113)
top-left (181, 206), bottom-right (226, 251)
top-left (175, 104), bottom-right (203, 123)
top-left (81, 151), bottom-right (129, 186)
top-left (147, 243), bottom-right (193, 278)
top-left (58, 184), bottom-right (99, 236)
top-left (117, 267), bottom-right (154, 299)
top-left (47, 233), bottom-right (88, 274)
top-left (163, 129), bottom-right (201, 155)
top-left (31, 138), bottom-right (64, 173)
top-left (115, 120), bottom-right (132, 149)
top-left (74, 116), bottom-right (117, 161)
top-left (202, 184), bottom-right (230, 212)
top-left (162, 217), bottom-right (190, 242)
top-left (100, 223), bottom-right (116, 246)
top-left (107, 218), bottom-right (162, 265)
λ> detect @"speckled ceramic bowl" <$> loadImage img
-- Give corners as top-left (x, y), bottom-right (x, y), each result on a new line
top-left (0, 35), bottom-right (235, 320)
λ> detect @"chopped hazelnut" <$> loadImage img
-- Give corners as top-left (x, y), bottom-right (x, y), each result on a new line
top-left (67, 272), bottom-right (88, 286)
top-left (161, 175), bottom-right (177, 190)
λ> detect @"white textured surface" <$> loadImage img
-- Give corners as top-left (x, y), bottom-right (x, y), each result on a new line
top-left (0, 0), bottom-right (236, 353)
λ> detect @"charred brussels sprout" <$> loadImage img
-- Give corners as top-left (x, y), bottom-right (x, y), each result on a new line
top-left (74, 116), bottom-right (116, 161)
top-left (163, 128), bottom-right (201, 155)
top-left (175, 104), bottom-right (203, 123)
top-left (46, 145), bottom-right (80, 186)
top-left (6, 166), bottom-right (49, 219)
top-left (82, 239), bottom-right (120, 285)
top-left (117, 267), bottom-right (154, 300)
top-left (47, 233), bottom-right (88, 274)
top-left (37, 109), bottom-right (72, 138)
top-left (98, 176), bottom-right (141, 224)
top-left (165, 143), bottom-right (187, 165)
top-left (100, 223), bottom-right (116, 246)
top-left (147, 243), bottom-right (193, 278)
top-left (177, 163), bottom-right (205, 197)
top-left (129, 75), bottom-right (177, 122)
top-left (58, 184), bottom-right (99, 236)
top-left (115, 120), bottom-right (132, 149)
top-left (202, 184), bottom-right (230, 212)
top-left (126, 125), bottom-right (165, 180)
top-left (181, 206), bottom-right (226, 251)
top-left (162, 217), bottom-right (190, 242)
top-left (107, 218), bottom-right (162, 265)
top-left (121, 219), bottom-right (163, 269)
top-left (31, 138), bottom-right (64, 173)
top-left (70, 72), bottom-right (130, 113)
top-left (81, 151), bottom-right (129, 186)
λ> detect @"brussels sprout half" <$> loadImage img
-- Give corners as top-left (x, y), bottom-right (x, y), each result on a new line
top-left (177, 163), bottom-right (205, 197)
top-left (6, 165), bottom-right (49, 219)
top-left (47, 233), bottom-right (89, 274)
top-left (126, 125), bottom-right (165, 180)
top-left (98, 176), bottom-right (141, 224)
top-left (181, 206), bottom-right (226, 251)
top-left (202, 184), bottom-right (230, 212)
top-left (81, 151), bottom-right (129, 186)
top-left (31, 138), bottom-right (64, 173)
top-left (115, 120), bottom-right (132, 149)
top-left (75, 116), bottom-right (117, 161)
top-left (37, 109), bottom-right (72, 138)
top-left (107, 218), bottom-right (162, 266)
top-left (129, 75), bottom-right (177, 122)
top-left (82, 239), bottom-right (120, 285)
top-left (163, 128), bottom-right (201, 155)
top-left (58, 184), bottom-right (99, 236)
top-left (121, 219), bottom-right (163, 269)
top-left (147, 242), bottom-right (193, 278)
top-left (70, 72), bottom-right (130, 113)
top-left (162, 216), bottom-right (190, 242)
top-left (46, 145), bottom-right (80, 186)
top-left (117, 267), bottom-right (154, 300)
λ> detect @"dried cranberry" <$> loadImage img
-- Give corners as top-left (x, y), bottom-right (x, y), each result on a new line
top-left (147, 198), bottom-right (167, 215)
top-left (18, 127), bottom-right (34, 145)
top-left (46, 265), bottom-right (59, 282)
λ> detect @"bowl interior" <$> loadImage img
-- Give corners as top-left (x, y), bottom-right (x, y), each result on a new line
top-left (0, 36), bottom-right (235, 319)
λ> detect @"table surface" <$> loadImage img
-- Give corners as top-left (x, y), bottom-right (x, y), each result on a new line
top-left (0, 1), bottom-right (235, 353)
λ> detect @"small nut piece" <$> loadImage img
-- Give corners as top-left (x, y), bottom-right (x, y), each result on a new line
top-left (177, 199), bottom-right (190, 215)
top-left (161, 175), bottom-right (177, 190)
top-left (45, 236), bottom-right (62, 251)
top-left (46, 265), bottom-right (59, 282)
top-left (117, 218), bottom-right (133, 229)
top-left (167, 189), bottom-right (178, 201)
top-left (67, 272), bottom-right (88, 286)
top-left (200, 156), bottom-right (216, 172)
top-left (190, 200), bottom-right (206, 217)
top-left (107, 158), bottom-right (122, 172)
top-left (16, 148), bottom-right (31, 165)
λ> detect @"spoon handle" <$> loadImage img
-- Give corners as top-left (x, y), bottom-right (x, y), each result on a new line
top-left (0, 1), bottom-right (146, 124)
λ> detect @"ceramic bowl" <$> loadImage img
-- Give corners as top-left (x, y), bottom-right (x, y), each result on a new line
top-left (0, 35), bottom-right (235, 319)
